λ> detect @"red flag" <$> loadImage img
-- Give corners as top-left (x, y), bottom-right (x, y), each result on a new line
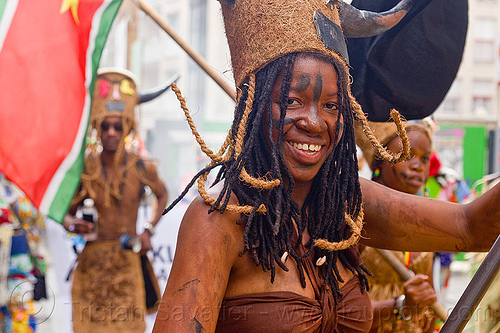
top-left (0, 0), bottom-right (123, 222)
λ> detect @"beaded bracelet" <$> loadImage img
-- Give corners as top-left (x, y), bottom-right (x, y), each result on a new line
top-left (393, 296), bottom-right (402, 320)
top-left (397, 295), bottom-right (412, 321)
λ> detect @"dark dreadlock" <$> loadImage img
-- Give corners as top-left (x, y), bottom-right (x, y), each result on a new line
top-left (166, 52), bottom-right (370, 304)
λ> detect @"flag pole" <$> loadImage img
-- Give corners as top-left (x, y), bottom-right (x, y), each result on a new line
top-left (375, 248), bottom-right (449, 321)
top-left (132, 0), bottom-right (237, 101)
top-left (439, 235), bottom-right (500, 333)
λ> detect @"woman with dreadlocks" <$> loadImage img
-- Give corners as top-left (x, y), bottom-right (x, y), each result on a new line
top-left (152, 1), bottom-right (500, 332)
top-left (356, 119), bottom-right (438, 333)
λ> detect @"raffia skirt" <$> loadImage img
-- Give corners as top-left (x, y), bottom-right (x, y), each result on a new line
top-left (71, 240), bottom-right (146, 333)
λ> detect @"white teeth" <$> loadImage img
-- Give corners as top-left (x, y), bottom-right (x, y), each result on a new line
top-left (291, 142), bottom-right (321, 153)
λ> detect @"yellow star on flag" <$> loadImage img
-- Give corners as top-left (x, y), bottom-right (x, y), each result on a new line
top-left (60, 0), bottom-right (80, 25)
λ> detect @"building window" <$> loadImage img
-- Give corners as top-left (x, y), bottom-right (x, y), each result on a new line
top-left (472, 80), bottom-right (493, 117)
top-left (433, 129), bottom-right (465, 179)
top-left (440, 97), bottom-right (461, 115)
top-left (474, 40), bottom-right (495, 63)
top-left (474, 18), bottom-right (496, 64)
top-left (188, 0), bottom-right (207, 115)
top-left (436, 80), bottom-right (461, 115)
top-left (190, 0), bottom-right (207, 58)
top-left (472, 97), bottom-right (493, 116)
top-left (164, 13), bottom-right (180, 58)
top-left (142, 12), bottom-right (160, 44)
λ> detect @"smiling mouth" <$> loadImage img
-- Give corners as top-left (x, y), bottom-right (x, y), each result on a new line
top-left (290, 141), bottom-right (321, 155)
top-left (406, 176), bottom-right (423, 186)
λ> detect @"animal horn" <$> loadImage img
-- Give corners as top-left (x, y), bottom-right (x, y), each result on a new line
top-left (338, 0), bottom-right (414, 38)
top-left (138, 74), bottom-right (180, 104)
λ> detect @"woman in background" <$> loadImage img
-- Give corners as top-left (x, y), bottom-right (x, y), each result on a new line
top-left (356, 119), bottom-right (437, 333)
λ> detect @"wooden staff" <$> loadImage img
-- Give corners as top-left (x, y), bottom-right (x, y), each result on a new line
top-left (439, 235), bottom-right (500, 333)
top-left (132, 0), bottom-right (237, 101)
top-left (375, 248), bottom-right (449, 321)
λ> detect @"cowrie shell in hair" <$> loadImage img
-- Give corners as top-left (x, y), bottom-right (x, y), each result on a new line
top-left (316, 256), bottom-right (327, 266)
top-left (281, 251), bottom-right (289, 264)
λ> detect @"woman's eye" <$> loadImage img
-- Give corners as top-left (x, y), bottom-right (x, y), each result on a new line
top-left (422, 156), bottom-right (430, 164)
top-left (324, 102), bottom-right (339, 112)
top-left (287, 98), bottom-right (299, 106)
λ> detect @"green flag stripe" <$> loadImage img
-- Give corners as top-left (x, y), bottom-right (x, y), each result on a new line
top-left (0, 0), bottom-right (8, 24)
top-left (0, 0), bottom-right (18, 51)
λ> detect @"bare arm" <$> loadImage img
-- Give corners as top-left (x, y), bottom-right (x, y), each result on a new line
top-left (360, 177), bottom-right (500, 252)
top-left (138, 161), bottom-right (169, 253)
top-left (152, 196), bottom-right (242, 333)
top-left (62, 195), bottom-right (94, 234)
top-left (145, 161), bottom-right (169, 228)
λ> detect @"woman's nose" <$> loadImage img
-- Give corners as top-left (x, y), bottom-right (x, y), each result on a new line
top-left (410, 159), bottom-right (423, 170)
top-left (295, 106), bottom-right (327, 132)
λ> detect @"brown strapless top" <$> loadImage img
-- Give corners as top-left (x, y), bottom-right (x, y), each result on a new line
top-left (216, 246), bottom-right (373, 332)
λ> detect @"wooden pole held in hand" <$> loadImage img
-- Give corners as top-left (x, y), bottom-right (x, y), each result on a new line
top-left (376, 248), bottom-right (449, 322)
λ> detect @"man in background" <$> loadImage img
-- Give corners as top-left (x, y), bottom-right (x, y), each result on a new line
top-left (63, 68), bottom-right (169, 333)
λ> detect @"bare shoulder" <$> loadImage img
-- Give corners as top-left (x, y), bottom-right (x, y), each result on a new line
top-left (135, 155), bottom-right (167, 192)
top-left (139, 156), bottom-right (160, 176)
top-left (177, 195), bottom-right (243, 250)
top-left (154, 194), bottom-right (243, 332)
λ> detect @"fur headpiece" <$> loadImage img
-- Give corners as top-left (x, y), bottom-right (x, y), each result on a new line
top-left (220, 0), bottom-right (414, 88)
top-left (220, 0), bottom-right (347, 87)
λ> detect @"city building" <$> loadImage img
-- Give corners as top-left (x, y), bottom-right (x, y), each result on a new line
top-left (434, 0), bottom-right (500, 184)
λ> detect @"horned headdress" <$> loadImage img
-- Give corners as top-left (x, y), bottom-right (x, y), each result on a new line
top-left (220, 0), bottom-right (414, 88)
top-left (73, 68), bottom-right (178, 206)
top-left (167, 0), bottom-right (414, 252)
